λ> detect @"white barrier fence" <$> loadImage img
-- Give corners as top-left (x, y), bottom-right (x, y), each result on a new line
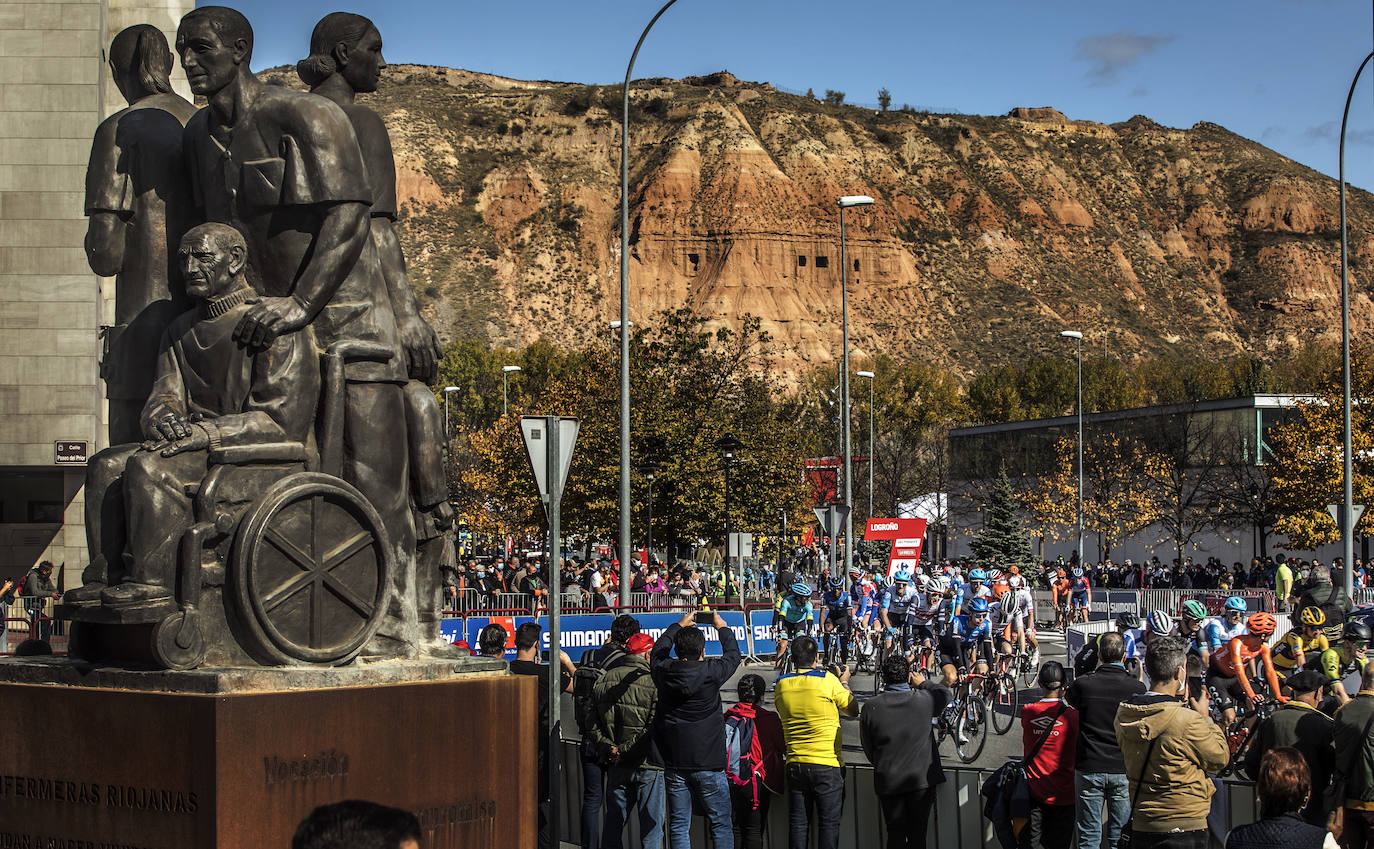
top-left (558, 740), bottom-right (1260, 849)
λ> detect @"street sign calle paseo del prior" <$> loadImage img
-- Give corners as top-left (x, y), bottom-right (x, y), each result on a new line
top-left (54, 440), bottom-right (87, 465)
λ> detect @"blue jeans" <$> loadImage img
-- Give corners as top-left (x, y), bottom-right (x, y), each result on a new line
top-left (581, 747), bottom-right (605, 848)
top-left (603, 766), bottom-right (664, 849)
top-left (664, 769), bottom-right (733, 849)
top-left (1075, 772), bottom-right (1130, 849)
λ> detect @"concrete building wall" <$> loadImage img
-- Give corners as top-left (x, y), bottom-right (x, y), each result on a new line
top-left (0, 0), bottom-right (193, 589)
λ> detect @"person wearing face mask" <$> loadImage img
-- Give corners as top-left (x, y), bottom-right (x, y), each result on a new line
top-left (1115, 636), bottom-right (1229, 849)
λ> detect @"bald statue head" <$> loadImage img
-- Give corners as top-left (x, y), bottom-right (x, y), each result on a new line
top-left (179, 223), bottom-right (249, 302)
top-left (109, 25), bottom-right (174, 104)
top-left (176, 6), bottom-right (254, 98)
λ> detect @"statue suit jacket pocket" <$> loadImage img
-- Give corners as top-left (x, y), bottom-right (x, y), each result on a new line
top-left (240, 156), bottom-right (284, 208)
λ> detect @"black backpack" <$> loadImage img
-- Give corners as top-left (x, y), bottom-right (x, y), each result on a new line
top-left (572, 646), bottom-right (625, 735)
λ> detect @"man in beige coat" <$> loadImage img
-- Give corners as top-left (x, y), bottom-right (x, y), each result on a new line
top-left (1115, 635), bottom-right (1228, 849)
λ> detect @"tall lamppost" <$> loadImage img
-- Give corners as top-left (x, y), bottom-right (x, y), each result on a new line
top-left (714, 434), bottom-right (744, 595)
top-left (442, 385), bottom-right (459, 437)
top-left (619, 0), bottom-right (680, 609)
top-left (1337, 51), bottom-right (1373, 596)
top-left (1060, 330), bottom-right (1084, 562)
top-left (637, 461), bottom-right (660, 567)
top-left (838, 195), bottom-right (874, 573)
top-left (501, 365), bottom-right (521, 417)
top-left (857, 370), bottom-right (875, 519)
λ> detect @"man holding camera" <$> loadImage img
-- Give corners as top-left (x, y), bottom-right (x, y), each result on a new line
top-left (775, 635), bottom-right (859, 849)
top-left (650, 610), bottom-right (742, 849)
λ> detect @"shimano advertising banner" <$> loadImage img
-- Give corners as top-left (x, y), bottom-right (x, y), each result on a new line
top-left (446, 612), bottom-right (755, 660)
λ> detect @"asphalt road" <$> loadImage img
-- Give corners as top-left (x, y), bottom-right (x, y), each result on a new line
top-left (561, 629), bottom-right (1067, 770)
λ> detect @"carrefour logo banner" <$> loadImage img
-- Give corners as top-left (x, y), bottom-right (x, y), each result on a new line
top-left (445, 612), bottom-right (754, 660)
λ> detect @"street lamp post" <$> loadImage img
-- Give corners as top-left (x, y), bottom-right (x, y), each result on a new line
top-left (501, 365), bottom-right (521, 417)
top-left (1338, 51), bottom-right (1374, 597)
top-left (838, 195), bottom-right (874, 574)
top-left (1060, 330), bottom-right (1084, 562)
top-left (714, 434), bottom-right (744, 598)
top-left (620, 0), bottom-right (680, 609)
top-left (857, 370), bottom-right (875, 518)
top-left (442, 385), bottom-right (459, 437)
top-left (637, 462), bottom-right (660, 568)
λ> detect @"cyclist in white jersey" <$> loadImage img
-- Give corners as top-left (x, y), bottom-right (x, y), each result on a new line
top-left (998, 577), bottom-right (1040, 662)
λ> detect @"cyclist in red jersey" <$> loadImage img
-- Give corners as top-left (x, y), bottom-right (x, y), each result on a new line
top-left (1210, 612), bottom-right (1287, 726)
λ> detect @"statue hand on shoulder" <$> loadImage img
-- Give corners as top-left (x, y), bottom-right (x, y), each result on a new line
top-left (398, 315), bottom-right (439, 383)
top-left (233, 296), bottom-right (309, 349)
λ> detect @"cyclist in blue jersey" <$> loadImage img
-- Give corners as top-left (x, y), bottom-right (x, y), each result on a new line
top-left (938, 596), bottom-right (994, 687)
top-left (820, 575), bottom-right (855, 664)
top-left (880, 570), bottom-right (919, 655)
top-left (773, 581), bottom-right (814, 672)
top-left (1198, 596), bottom-right (1248, 667)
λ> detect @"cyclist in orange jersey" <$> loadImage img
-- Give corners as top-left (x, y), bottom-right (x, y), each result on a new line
top-left (1209, 611), bottom-right (1287, 726)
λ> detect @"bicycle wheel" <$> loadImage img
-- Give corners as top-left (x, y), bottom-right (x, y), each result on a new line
top-left (956, 694), bottom-right (989, 763)
top-left (872, 640), bottom-right (886, 693)
top-left (1021, 651), bottom-right (1039, 690)
top-left (991, 673), bottom-right (1018, 735)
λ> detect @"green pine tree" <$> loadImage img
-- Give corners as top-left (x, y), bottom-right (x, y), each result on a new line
top-left (970, 466), bottom-right (1034, 566)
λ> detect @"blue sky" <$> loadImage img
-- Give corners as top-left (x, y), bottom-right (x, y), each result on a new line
top-left (208, 0), bottom-right (1374, 190)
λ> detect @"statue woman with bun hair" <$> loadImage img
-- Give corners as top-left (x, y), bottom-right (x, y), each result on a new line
top-left (299, 13), bottom-right (458, 653)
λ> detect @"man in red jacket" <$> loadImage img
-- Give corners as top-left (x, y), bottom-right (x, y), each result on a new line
top-left (1020, 661), bottom-right (1078, 849)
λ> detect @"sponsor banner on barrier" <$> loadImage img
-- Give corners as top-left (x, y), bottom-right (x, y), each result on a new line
top-left (444, 612), bottom-right (754, 660)
top-left (1085, 590), bottom-right (1141, 621)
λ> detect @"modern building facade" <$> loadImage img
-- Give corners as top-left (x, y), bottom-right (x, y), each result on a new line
top-left (945, 395), bottom-right (1349, 564)
top-left (0, 0), bottom-right (192, 588)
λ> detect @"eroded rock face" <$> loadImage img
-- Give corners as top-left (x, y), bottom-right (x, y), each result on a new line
top-left (327, 64), bottom-right (1374, 379)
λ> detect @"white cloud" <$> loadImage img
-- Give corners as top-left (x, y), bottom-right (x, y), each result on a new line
top-left (1075, 31), bottom-right (1175, 84)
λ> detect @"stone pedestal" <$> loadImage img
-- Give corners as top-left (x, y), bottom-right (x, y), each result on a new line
top-left (0, 657), bottom-right (536, 849)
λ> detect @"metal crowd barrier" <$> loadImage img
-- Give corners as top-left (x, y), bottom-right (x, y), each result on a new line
top-left (557, 740), bottom-right (1260, 849)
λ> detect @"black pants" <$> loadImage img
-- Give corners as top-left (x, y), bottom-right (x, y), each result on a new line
top-left (1017, 800), bottom-right (1074, 849)
top-left (787, 762), bottom-right (844, 849)
top-left (878, 787), bottom-right (935, 849)
top-left (1125, 829), bottom-right (1207, 849)
top-left (730, 782), bottom-right (772, 849)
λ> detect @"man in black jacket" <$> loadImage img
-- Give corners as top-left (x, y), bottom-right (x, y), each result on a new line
top-left (1242, 669), bottom-right (1335, 826)
top-left (650, 610), bottom-right (741, 849)
top-left (1065, 631), bottom-right (1145, 849)
top-left (860, 653), bottom-right (950, 849)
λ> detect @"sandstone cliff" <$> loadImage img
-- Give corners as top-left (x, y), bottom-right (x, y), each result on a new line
top-left (263, 65), bottom-right (1374, 379)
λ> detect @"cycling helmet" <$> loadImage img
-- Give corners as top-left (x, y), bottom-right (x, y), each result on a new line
top-left (987, 569), bottom-right (1003, 581)
top-left (1344, 620), bottom-right (1372, 643)
top-left (1056, 569), bottom-right (1067, 579)
top-left (1008, 575), bottom-right (1025, 589)
top-left (893, 569), bottom-right (912, 584)
top-left (970, 568), bottom-right (987, 582)
top-left (1181, 600), bottom-right (1208, 620)
top-left (1115, 612), bottom-right (1141, 630)
top-left (827, 576), bottom-right (844, 591)
top-left (1245, 612), bottom-right (1277, 637)
top-left (1299, 606), bottom-right (1327, 628)
top-left (921, 576), bottom-right (941, 594)
top-left (967, 597), bottom-right (990, 613)
top-left (1072, 568), bottom-right (1083, 578)
top-left (1009, 565), bottom-right (1021, 575)
top-left (791, 582), bottom-right (813, 597)
top-left (1147, 611), bottom-right (1173, 634)
top-left (1224, 596), bottom-right (1247, 613)
top-left (848, 566), bottom-right (863, 579)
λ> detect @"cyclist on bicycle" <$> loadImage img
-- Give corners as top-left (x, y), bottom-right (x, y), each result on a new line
top-left (879, 569), bottom-right (919, 656)
top-left (968, 568), bottom-right (991, 602)
top-left (939, 596), bottom-right (994, 688)
top-left (1273, 606), bottom-right (1329, 676)
top-left (1209, 611), bottom-right (1286, 726)
top-left (1312, 619), bottom-right (1369, 707)
top-left (1178, 600), bottom-right (1210, 662)
top-left (998, 575), bottom-right (1039, 664)
top-left (1199, 597), bottom-right (1250, 667)
top-left (773, 582), bottom-right (814, 673)
top-left (850, 567), bottom-right (876, 628)
top-left (907, 576), bottom-right (943, 662)
top-left (1050, 568), bottom-right (1071, 628)
top-left (819, 575), bottom-right (854, 665)
top-left (1069, 567), bottom-right (1091, 623)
